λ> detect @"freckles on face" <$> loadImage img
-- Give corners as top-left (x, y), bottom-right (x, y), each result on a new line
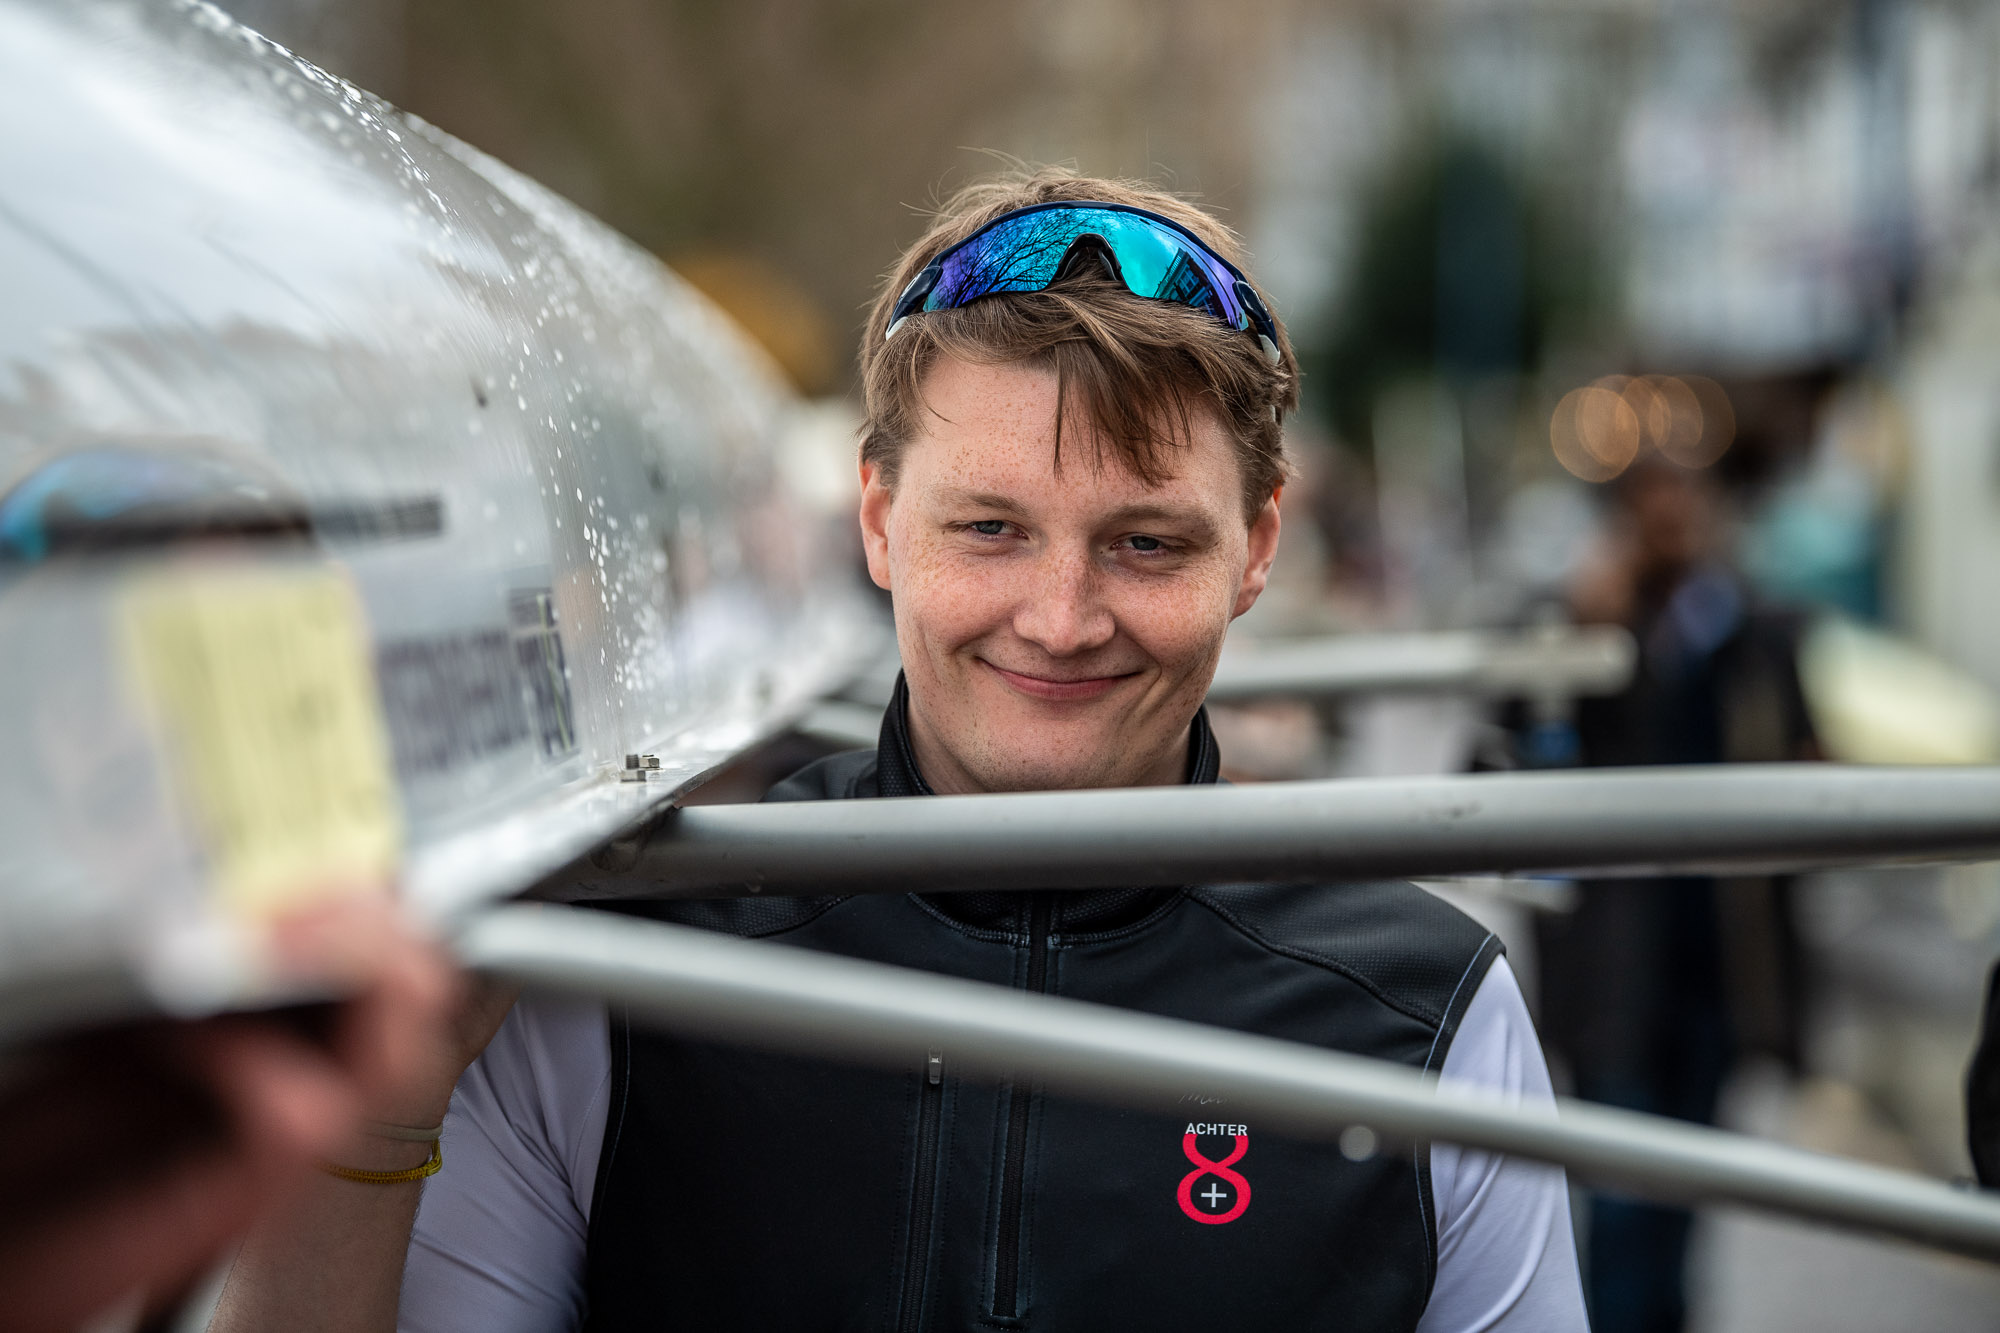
top-left (867, 356), bottom-right (1269, 794)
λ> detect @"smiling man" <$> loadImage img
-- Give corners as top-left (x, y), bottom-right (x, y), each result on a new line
top-left (215, 170), bottom-right (1587, 1333)
top-left (867, 353), bottom-right (1276, 795)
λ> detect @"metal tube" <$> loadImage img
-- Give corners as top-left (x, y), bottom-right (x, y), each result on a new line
top-left (459, 903), bottom-right (2000, 1259)
top-left (1206, 625), bottom-right (1635, 701)
top-left (558, 764), bottom-right (2000, 899)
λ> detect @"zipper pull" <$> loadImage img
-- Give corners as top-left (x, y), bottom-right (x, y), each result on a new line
top-left (927, 1049), bottom-right (944, 1086)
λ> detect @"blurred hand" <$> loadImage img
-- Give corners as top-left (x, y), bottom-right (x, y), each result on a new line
top-left (265, 900), bottom-right (518, 1132)
top-left (0, 896), bottom-right (464, 1333)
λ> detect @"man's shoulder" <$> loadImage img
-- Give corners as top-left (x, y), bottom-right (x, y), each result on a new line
top-left (1189, 881), bottom-right (1503, 1034)
top-left (762, 748), bottom-right (880, 803)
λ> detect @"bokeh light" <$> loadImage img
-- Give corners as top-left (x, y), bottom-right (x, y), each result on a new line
top-left (1551, 374), bottom-right (1735, 481)
top-left (1671, 375), bottom-right (1736, 469)
top-left (1550, 384), bottom-right (1640, 482)
top-left (1621, 375), bottom-right (1698, 460)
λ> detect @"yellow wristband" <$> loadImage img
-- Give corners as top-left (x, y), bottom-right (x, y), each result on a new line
top-left (318, 1138), bottom-right (441, 1185)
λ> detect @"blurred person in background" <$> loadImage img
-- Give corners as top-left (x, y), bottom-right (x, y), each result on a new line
top-left (0, 899), bottom-right (453, 1333)
top-left (1539, 454), bottom-right (1817, 1333)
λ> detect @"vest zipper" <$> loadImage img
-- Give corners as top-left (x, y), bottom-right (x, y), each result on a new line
top-left (896, 1048), bottom-right (946, 1333)
top-left (992, 895), bottom-right (1054, 1319)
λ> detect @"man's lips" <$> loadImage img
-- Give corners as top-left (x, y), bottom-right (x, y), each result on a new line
top-left (981, 660), bottom-right (1139, 702)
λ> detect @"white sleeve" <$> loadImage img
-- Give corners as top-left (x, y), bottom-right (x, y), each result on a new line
top-left (397, 996), bottom-right (614, 1333)
top-left (1415, 958), bottom-right (1590, 1333)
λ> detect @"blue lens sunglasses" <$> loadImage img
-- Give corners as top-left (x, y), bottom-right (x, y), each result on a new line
top-left (887, 202), bottom-right (1283, 365)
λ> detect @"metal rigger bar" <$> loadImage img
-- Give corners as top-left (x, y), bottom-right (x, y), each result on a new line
top-left (556, 763), bottom-right (2000, 899)
top-left (1204, 624), bottom-right (1636, 702)
top-left (460, 903), bottom-right (2000, 1259)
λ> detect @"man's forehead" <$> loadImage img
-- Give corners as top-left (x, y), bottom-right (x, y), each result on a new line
top-left (907, 356), bottom-right (1243, 515)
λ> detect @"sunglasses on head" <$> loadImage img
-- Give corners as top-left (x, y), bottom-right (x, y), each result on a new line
top-left (887, 202), bottom-right (1283, 366)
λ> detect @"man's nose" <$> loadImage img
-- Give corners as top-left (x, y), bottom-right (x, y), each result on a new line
top-left (1012, 549), bottom-right (1115, 657)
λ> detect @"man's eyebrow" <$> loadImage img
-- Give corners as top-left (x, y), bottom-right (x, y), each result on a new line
top-left (929, 489), bottom-right (1221, 538)
top-left (1104, 503), bottom-right (1220, 537)
top-left (932, 487), bottom-right (1029, 514)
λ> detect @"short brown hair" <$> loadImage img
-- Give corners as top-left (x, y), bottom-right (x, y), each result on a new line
top-left (859, 168), bottom-right (1296, 521)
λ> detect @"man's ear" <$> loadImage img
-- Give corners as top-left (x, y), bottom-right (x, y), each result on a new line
top-left (858, 459), bottom-right (894, 592)
top-left (1231, 486), bottom-right (1282, 620)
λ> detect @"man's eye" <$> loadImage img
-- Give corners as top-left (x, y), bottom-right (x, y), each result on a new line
top-left (970, 520), bottom-right (1007, 536)
top-left (1126, 535), bottom-right (1165, 552)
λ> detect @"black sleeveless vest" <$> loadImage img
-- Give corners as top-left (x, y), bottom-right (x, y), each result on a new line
top-left (582, 684), bottom-right (1502, 1332)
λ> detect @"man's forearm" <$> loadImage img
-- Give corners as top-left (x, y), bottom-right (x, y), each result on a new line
top-left (211, 965), bottom-right (515, 1331)
top-left (209, 1142), bottom-right (430, 1333)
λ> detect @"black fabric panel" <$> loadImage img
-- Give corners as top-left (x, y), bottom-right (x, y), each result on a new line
top-left (1190, 881), bottom-right (1503, 1030)
top-left (762, 747), bottom-right (880, 802)
top-left (1429, 929), bottom-right (1506, 1071)
top-left (874, 674), bottom-right (929, 798)
top-left (630, 893), bottom-right (841, 938)
top-left (584, 1027), bottom-right (925, 1332)
top-left (582, 1006), bottom-right (631, 1266)
top-left (1412, 924), bottom-right (1505, 1298)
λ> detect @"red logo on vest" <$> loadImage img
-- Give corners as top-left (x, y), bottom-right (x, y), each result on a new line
top-left (1177, 1124), bottom-right (1251, 1224)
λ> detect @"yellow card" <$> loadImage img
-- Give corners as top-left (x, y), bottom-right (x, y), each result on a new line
top-left (119, 565), bottom-right (402, 919)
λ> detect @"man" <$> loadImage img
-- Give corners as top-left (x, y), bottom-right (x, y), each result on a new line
top-left (216, 170), bottom-right (1587, 1331)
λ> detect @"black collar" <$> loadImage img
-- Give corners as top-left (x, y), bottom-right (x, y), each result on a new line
top-left (877, 673), bottom-right (1220, 934)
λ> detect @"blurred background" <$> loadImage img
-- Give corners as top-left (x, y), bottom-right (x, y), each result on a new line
top-left (212, 1), bottom-right (2000, 1327)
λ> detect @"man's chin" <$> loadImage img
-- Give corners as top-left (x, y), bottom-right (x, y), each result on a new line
top-left (961, 738), bottom-right (1150, 794)
top-left (971, 763), bottom-right (1122, 793)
